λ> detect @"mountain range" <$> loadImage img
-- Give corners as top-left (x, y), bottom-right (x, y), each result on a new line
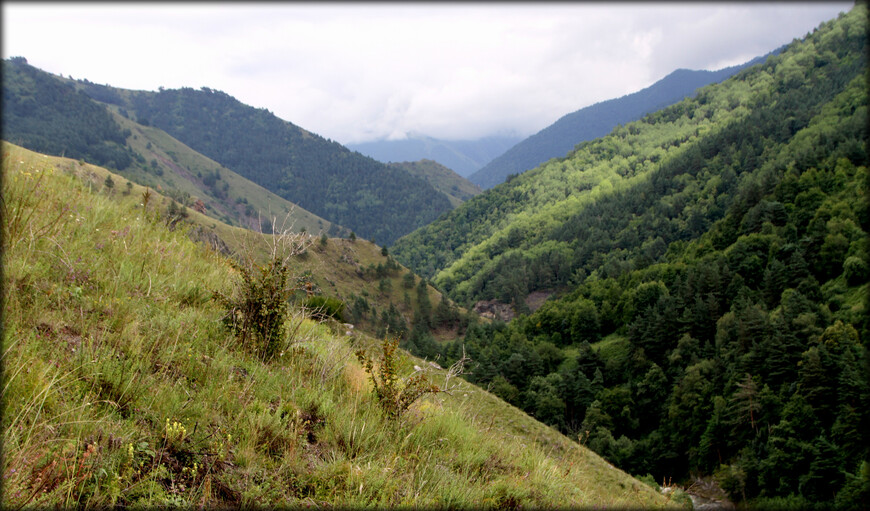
top-left (469, 50), bottom-right (783, 189)
top-left (392, 6), bottom-right (868, 508)
top-left (348, 133), bottom-right (522, 178)
top-left (2, 140), bottom-right (675, 508)
top-left (2, 60), bottom-right (458, 245)
top-left (2, 5), bottom-right (866, 508)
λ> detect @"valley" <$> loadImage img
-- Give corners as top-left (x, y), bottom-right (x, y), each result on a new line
top-left (2, 4), bottom-right (868, 509)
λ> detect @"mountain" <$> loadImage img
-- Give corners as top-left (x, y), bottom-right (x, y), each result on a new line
top-left (348, 133), bottom-right (523, 178)
top-left (1, 57), bottom-right (344, 236)
top-left (388, 159), bottom-right (482, 208)
top-left (2, 57), bottom-right (134, 169)
top-left (394, 6), bottom-right (868, 508)
top-left (122, 88), bottom-right (452, 245)
top-left (2, 60), bottom-right (453, 245)
top-left (1, 140), bottom-right (677, 509)
top-left (469, 51), bottom-right (781, 190)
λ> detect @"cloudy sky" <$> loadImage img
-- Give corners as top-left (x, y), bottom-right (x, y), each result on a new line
top-left (2, 2), bottom-right (853, 144)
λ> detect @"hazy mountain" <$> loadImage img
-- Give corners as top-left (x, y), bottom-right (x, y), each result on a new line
top-left (469, 50), bottom-right (782, 189)
top-left (348, 133), bottom-right (523, 178)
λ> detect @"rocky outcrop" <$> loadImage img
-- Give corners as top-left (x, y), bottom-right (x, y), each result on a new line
top-left (472, 300), bottom-right (515, 322)
top-left (188, 224), bottom-right (231, 256)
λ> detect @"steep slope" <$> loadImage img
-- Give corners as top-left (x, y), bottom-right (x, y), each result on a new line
top-left (1, 58), bottom-right (343, 236)
top-left (399, 6), bottom-right (868, 509)
top-left (469, 52), bottom-right (779, 189)
top-left (349, 133), bottom-right (522, 178)
top-left (2, 141), bottom-right (678, 509)
top-left (122, 87), bottom-right (452, 245)
top-left (1, 57), bottom-right (134, 170)
top-left (392, 7), bottom-right (865, 307)
top-left (108, 108), bottom-right (343, 235)
top-left (444, 68), bottom-right (868, 509)
top-left (388, 159), bottom-right (482, 208)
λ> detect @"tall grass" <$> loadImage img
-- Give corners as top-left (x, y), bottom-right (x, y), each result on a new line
top-left (2, 142), bottom-right (677, 508)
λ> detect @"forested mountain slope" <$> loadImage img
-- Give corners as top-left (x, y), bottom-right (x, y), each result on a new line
top-left (349, 133), bottom-right (522, 178)
top-left (392, 7), bottom-right (866, 309)
top-left (402, 6), bottom-right (868, 509)
top-left (388, 159), bottom-right (482, 208)
top-left (468, 52), bottom-right (778, 190)
top-left (2, 57), bottom-right (134, 170)
top-left (122, 87), bottom-right (452, 245)
top-left (1, 58), bottom-right (343, 235)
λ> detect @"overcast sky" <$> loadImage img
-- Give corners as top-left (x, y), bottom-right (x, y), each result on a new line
top-left (2, 2), bottom-right (853, 144)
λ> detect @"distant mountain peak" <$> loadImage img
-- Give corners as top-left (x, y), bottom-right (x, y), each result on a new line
top-left (348, 133), bottom-right (524, 178)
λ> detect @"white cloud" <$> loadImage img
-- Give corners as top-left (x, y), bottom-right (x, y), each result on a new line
top-left (2, 2), bottom-right (853, 144)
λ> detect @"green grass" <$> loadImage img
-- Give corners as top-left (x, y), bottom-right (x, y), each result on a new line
top-left (2, 141), bottom-right (680, 508)
top-left (593, 333), bottom-right (631, 360)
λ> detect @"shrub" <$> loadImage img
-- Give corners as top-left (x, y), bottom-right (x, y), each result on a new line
top-left (216, 215), bottom-right (312, 361)
top-left (355, 338), bottom-right (440, 420)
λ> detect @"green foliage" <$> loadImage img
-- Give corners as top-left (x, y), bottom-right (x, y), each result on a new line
top-left (303, 295), bottom-right (347, 322)
top-left (393, 4), bottom-right (868, 310)
top-left (216, 224), bottom-right (310, 361)
top-left (355, 338), bottom-right (440, 420)
top-left (402, 272), bottom-right (416, 290)
top-left (2, 59), bottom-right (133, 170)
top-left (420, 7), bottom-right (869, 508)
top-left (218, 256), bottom-right (291, 361)
top-left (843, 255), bottom-right (868, 285)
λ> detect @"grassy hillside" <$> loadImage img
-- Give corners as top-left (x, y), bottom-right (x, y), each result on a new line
top-left (389, 159), bottom-right (482, 208)
top-left (212, 218), bottom-right (478, 348)
top-left (1, 141), bottom-right (680, 508)
top-left (109, 108), bottom-right (342, 235)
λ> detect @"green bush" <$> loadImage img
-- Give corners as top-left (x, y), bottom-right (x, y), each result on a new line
top-left (216, 219), bottom-right (310, 361)
top-left (355, 337), bottom-right (440, 420)
top-left (303, 295), bottom-right (347, 322)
